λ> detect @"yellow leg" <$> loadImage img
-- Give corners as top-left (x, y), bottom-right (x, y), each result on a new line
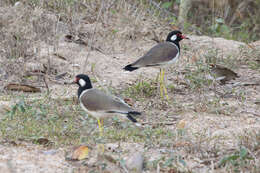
top-left (98, 144), bottom-right (104, 153)
top-left (159, 69), bottom-right (164, 99)
top-left (97, 118), bottom-right (104, 153)
top-left (97, 118), bottom-right (103, 137)
top-left (161, 69), bottom-right (169, 101)
top-left (159, 68), bottom-right (169, 101)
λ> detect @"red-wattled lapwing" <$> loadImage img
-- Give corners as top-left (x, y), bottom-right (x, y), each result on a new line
top-left (74, 74), bottom-right (141, 137)
top-left (123, 30), bottom-right (189, 100)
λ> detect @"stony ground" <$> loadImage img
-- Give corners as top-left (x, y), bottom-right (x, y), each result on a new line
top-left (0, 1), bottom-right (260, 173)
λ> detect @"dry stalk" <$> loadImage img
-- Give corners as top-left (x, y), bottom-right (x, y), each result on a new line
top-left (81, 0), bottom-right (105, 74)
top-left (43, 75), bottom-right (50, 94)
top-left (148, 0), bottom-right (177, 18)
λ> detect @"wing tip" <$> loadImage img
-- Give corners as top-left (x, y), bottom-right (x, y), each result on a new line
top-left (127, 114), bottom-right (138, 123)
top-left (123, 64), bottom-right (138, 72)
top-left (128, 111), bottom-right (141, 116)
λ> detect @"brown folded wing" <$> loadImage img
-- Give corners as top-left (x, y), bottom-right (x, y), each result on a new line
top-left (80, 89), bottom-right (133, 113)
top-left (131, 42), bottom-right (179, 67)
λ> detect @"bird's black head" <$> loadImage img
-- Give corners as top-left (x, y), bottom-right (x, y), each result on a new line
top-left (74, 74), bottom-right (93, 97)
top-left (166, 30), bottom-right (189, 44)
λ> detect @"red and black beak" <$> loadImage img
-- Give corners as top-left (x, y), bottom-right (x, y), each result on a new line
top-left (74, 77), bottom-right (79, 84)
top-left (181, 34), bottom-right (189, 39)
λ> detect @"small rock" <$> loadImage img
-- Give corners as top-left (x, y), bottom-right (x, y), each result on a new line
top-left (126, 152), bottom-right (144, 173)
top-left (14, 1), bottom-right (21, 6)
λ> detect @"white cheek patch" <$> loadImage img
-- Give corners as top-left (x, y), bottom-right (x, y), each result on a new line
top-left (171, 35), bottom-right (177, 41)
top-left (79, 79), bottom-right (86, 87)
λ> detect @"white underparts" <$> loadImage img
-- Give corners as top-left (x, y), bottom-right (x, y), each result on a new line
top-left (79, 89), bottom-right (91, 114)
top-left (162, 42), bottom-right (180, 65)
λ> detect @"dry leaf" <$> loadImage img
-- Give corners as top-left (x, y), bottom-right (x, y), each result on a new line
top-left (72, 145), bottom-right (89, 160)
top-left (177, 120), bottom-right (186, 129)
top-left (5, 83), bottom-right (41, 92)
top-left (171, 26), bottom-right (179, 30)
top-left (35, 138), bottom-right (50, 145)
top-left (247, 43), bottom-right (256, 50)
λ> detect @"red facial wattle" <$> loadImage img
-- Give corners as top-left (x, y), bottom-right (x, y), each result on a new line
top-left (74, 77), bottom-right (79, 83)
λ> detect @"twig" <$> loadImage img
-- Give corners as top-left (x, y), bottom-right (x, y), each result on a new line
top-left (55, 72), bottom-right (67, 80)
top-left (43, 75), bottom-right (50, 94)
top-left (141, 121), bottom-right (176, 126)
top-left (64, 34), bottom-right (106, 55)
top-left (79, 2), bottom-right (88, 9)
top-left (48, 77), bottom-right (74, 85)
top-left (47, 48), bottom-right (51, 75)
top-left (53, 53), bottom-right (67, 61)
top-left (148, 0), bottom-right (177, 17)
top-left (247, 149), bottom-right (258, 164)
top-left (26, 72), bottom-right (73, 85)
top-left (232, 82), bottom-right (260, 87)
top-left (90, 45), bottom-right (106, 55)
top-left (81, 0), bottom-right (105, 74)
top-left (106, 0), bottom-right (117, 11)
top-left (240, 111), bottom-right (260, 117)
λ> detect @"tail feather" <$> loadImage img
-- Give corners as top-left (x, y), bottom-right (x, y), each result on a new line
top-left (127, 115), bottom-right (138, 123)
top-left (106, 110), bottom-right (141, 124)
top-left (106, 111), bottom-right (141, 116)
top-left (127, 111), bottom-right (141, 123)
top-left (123, 64), bottom-right (138, 71)
top-left (128, 111), bottom-right (141, 116)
